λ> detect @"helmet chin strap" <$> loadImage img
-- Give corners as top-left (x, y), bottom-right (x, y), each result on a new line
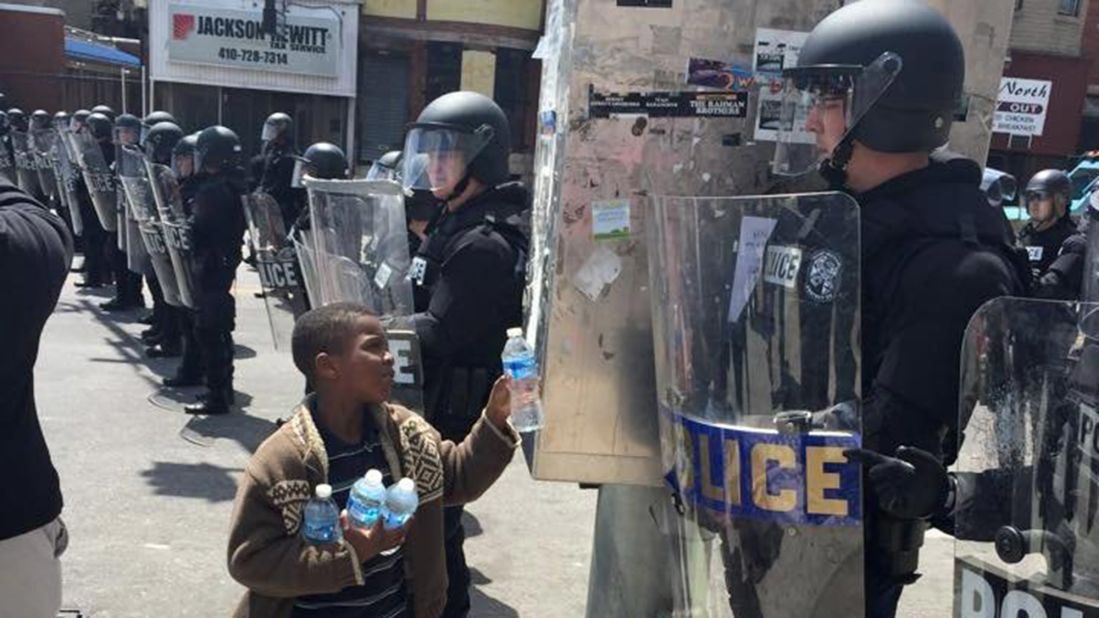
top-left (819, 136), bottom-right (854, 191)
top-left (444, 172), bottom-right (473, 204)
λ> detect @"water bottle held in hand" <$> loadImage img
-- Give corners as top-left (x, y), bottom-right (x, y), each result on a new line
top-left (501, 327), bottom-right (544, 432)
top-left (302, 484), bottom-right (342, 545)
top-left (384, 478), bottom-right (419, 530)
top-left (347, 469), bottom-right (387, 529)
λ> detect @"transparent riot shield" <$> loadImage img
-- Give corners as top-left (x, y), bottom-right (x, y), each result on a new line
top-left (72, 131), bottom-right (118, 231)
top-left (0, 137), bottom-right (15, 184)
top-left (305, 178), bottom-right (423, 413)
top-left (117, 145), bottom-right (149, 273)
top-left (242, 191), bottom-right (309, 350)
top-left (294, 230), bottom-right (321, 311)
top-left (147, 162), bottom-right (198, 310)
top-left (10, 129), bottom-right (42, 197)
top-left (648, 193), bottom-right (863, 617)
top-left (55, 127), bottom-right (84, 236)
top-left (953, 297), bottom-right (1099, 615)
top-left (30, 128), bottom-right (60, 206)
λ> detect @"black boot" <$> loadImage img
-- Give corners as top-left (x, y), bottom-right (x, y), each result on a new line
top-left (184, 390), bottom-right (232, 415)
top-left (99, 298), bottom-right (127, 311)
top-left (146, 344), bottom-right (182, 359)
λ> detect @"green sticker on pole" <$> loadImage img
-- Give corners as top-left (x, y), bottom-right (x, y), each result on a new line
top-left (592, 199), bottom-right (631, 240)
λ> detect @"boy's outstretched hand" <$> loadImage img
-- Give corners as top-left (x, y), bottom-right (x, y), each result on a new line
top-left (485, 375), bottom-right (512, 431)
top-left (339, 511), bottom-right (408, 561)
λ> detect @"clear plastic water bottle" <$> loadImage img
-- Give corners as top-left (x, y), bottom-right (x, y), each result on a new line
top-left (346, 469), bottom-right (387, 529)
top-left (501, 327), bottom-right (544, 432)
top-left (384, 478), bottom-right (419, 530)
top-left (302, 484), bottom-right (342, 545)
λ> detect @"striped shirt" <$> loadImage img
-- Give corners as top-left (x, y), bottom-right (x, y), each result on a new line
top-left (292, 410), bottom-right (410, 618)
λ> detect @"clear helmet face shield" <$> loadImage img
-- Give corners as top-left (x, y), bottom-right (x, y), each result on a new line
top-left (771, 52), bottom-right (903, 177)
top-left (365, 160), bottom-right (398, 183)
top-left (261, 121), bottom-right (282, 144)
top-left (114, 125), bottom-right (141, 147)
top-left (399, 126), bottom-right (493, 196)
top-left (172, 152), bottom-right (194, 179)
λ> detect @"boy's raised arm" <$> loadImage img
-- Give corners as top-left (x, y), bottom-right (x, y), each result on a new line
top-left (441, 377), bottom-right (520, 506)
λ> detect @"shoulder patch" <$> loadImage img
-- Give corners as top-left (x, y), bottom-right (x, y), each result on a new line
top-left (803, 249), bottom-right (843, 303)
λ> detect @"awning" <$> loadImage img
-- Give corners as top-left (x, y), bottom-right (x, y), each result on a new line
top-left (65, 37), bottom-right (140, 68)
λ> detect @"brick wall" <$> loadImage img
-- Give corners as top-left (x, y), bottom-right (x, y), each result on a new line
top-left (1010, 0), bottom-right (1088, 57)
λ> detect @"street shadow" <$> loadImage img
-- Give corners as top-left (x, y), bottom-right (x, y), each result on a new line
top-left (462, 511), bottom-right (483, 539)
top-left (139, 460), bottom-right (242, 503)
top-left (469, 571), bottom-right (520, 618)
top-left (179, 410), bottom-right (276, 453)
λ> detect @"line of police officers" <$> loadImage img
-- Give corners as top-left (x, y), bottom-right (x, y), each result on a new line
top-left (0, 91), bottom-right (529, 617)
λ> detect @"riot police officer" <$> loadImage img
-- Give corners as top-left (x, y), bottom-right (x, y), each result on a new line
top-left (141, 121), bottom-right (186, 358)
top-left (183, 126), bottom-right (246, 416)
top-left (401, 91), bottom-right (529, 617)
top-left (1019, 170), bottom-right (1077, 281)
top-left (141, 110), bottom-right (177, 143)
top-left (294, 141), bottom-right (348, 184)
top-left (90, 105), bottom-right (115, 122)
top-left (775, 2), bottom-right (1028, 615)
top-left (256, 112), bottom-right (304, 225)
top-left (70, 109), bottom-right (109, 288)
top-left (163, 133), bottom-right (206, 389)
top-left (100, 113), bottom-right (145, 312)
top-left (366, 149), bottom-right (402, 182)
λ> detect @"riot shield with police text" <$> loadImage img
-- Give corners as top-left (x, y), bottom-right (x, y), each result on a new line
top-left (117, 145), bottom-right (150, 273)
top-left (72, 131), bottom-right (118, 231)
top-left (0, 137), bottom-right (15, 185)
top-left (147, 162), bottom-right (198, 309)
top-left (10, 129), bottom-right (42, 197)
top-left (305, 178), bottom-right (423, 413)
top-left (243, 191), bottom-right (309, 350)
top-left (953, 297), bottom-right (1099, 615)
top-left (648, 193), bottom-right (863, 617)
top-left (30, 128), bottom-right (60, 207)
top-left (55, 127), bottom-right (84, 236)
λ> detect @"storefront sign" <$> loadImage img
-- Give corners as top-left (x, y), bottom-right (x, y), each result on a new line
top-left (167, 4), bottom-right (339, 77)
top-left (589, 89), bottom-right (749, 118)
top-left (994, 77), bottom-right (1052, 137)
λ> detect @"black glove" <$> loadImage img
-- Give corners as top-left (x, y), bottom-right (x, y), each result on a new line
top-left (844, 446), bottom-right (951, 519)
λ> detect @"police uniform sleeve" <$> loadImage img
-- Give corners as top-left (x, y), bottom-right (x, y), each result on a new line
top-left (413, 236), bottom-right (513, 361)
top-left (1037, 231), bottom-right (1086, 300)
top-left (865, 248), bottom-right (1019, 458)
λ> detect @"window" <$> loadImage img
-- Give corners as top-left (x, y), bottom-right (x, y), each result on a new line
top-left (494, 47), bottom-right (539, 153)
top-left (1059, 0), bottom-right (1080, 17)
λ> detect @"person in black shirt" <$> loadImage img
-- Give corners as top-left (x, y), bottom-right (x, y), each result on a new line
top-left (1018, 169), bottom-right (1077, 282)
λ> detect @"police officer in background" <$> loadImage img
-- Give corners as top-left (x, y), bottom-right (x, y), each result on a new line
top-left (183, 126), bottom-right (246, 416)
top-left (256, 112), bottom-right (305, 226)
top-left (163, 132), bottom-right (206, 389)
top-left (776, 2), bottom-right (1028, 616)
top-left (90, 105), bottom-right (114, 121)
top-left (100, 113), bottom-right (145, 312)
top-left (369, 149), bottom-right (440, 258)
top-left (400, 91), bottom-right (529, 617)
top-left (1018, 169), bottom-right (1077, 283)
top-left (141, 121), bottom-right (186, 358)
top-left (70, 110), bottom-right (109, 289)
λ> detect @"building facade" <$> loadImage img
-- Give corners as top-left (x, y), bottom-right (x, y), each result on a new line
top-left (987, 0), bottom-right (1092, 183)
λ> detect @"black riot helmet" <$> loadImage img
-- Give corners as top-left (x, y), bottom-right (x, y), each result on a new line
top-left (401, 91), bottom-right (512, 198)
top-left (30, 109), bottom-right (51, 130)
top-left (114, 113), bottom-right (142, 146)
top-left (142, 110), bottom-right (178, 142)
top-left (53, 111), bottom-right (70, 128)
top-left (366, 150), bottom-right (402, 182)
top-left (87, 113), bottom-right (114, 141)
top-left (774, 0), bottom-right (964, 181)
top-left (195, 125), bottom-right (242, 172)
top-left (143, 121), bottom-right (184, 166)
top-left (7, 108), bottom-right (27, 132)
top-left (172, 132), bottom-right (199, 178)
top-left (0, 111), bottom-right (8, 135)
top-left (292, 142), bottom-right (347, 186)
top-left (1025, 169), bottom-right (1073, 223)
top-left (90, 105), bottom-right (115, 121)
top-left (261, 112), bottom-right (293, 145)
top-left (70, 109), bottom-right (91, 133)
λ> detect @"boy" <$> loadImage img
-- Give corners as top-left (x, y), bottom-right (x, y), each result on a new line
top-left (227, 302), bottom-right (519, 617)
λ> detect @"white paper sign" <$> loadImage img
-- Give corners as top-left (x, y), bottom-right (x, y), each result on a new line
top-left (753, 28), bottom-right (812, 143)
top-left (993, 77), bottom-right (1052, 137)
top-left (727, 216), bottom-right (778, 323)
top-left (573, 245), bottom-right (623, 302)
